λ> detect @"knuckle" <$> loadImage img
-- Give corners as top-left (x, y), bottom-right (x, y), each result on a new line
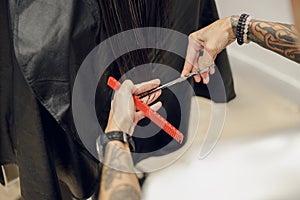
top-left (121, 80), bottom-right (135, 92)
top-left (123, 79), bottom-right (134, 87)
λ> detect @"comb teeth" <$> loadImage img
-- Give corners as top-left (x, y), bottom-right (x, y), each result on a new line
top-left (148, 107), bottom-right (184, 144)
top-left (163, 123), bottom-right (184, 144)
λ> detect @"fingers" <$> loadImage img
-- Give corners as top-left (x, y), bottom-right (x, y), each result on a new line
top-left (183, 35), bottom-right (216, 83)
top-left (201, 72), bottom-right (209, 84)
top-left (107, 80), bottom-right (136, 134)
top-left (182, 60), bottom-right (202, 83)
top-left (140, 89), bottom-right (162, 105)
top-left (134, 79), bottom-right (160, 94)
top-left (182, 35), bottom-right (202, 75)
top-left (117, 79), bottom-right (162, 106)
top-left (192, 66), bottom-right (202, 83)
top-left (183, 29), bottom-right (220, 84)
top-left (182, 60), bottom-right (192, 76)
top-left (194, 48), bottom-right (215, 84)
top-left (210, 65), bottom-right (216, 75)
top-left (134, 79), bottom-right (162, 104)
top-left (120, 79), bottom-right (136, 93)
top-left (134, 101), bottom-right (162, 124)
top-left (150, 101), bottom-right (162, 112)
top-left (198, 49), bottom-right (214, 68)
top-left (113, 80), bottom-right (135, 109)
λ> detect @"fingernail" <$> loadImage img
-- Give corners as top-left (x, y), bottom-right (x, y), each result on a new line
top-left (202, 72), bottom-right (208, 77)
top-left (210, 66), bottom-right (215, 74)
top-left (204, 76), bottom-right (209, 84)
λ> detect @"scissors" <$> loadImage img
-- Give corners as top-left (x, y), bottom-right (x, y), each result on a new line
top-left (137, 66), bottom-right (212, 98)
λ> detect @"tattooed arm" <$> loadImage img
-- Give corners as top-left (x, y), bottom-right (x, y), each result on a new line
top-left (98, 80), bottom-right (162, 200)
top-left (182, 15), bottom-right (300, 78)
top-left (99, 141), bottom-right (141, 200)
top-left (232, 16), bottom-right (300, 63)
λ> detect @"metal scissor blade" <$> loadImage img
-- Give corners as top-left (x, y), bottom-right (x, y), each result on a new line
top-left (137, 66), bottom-right (211, 98)
top-left (157, 76), bottom-right (188, 89)
top-left (137, 76), bottom-right (187, 98)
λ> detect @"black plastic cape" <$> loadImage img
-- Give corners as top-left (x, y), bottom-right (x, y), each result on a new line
top-left (0, 0), bottom-right (235, 199)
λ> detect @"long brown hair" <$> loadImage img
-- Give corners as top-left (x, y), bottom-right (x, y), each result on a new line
top-left (98, 0), bottom-right (169, 75)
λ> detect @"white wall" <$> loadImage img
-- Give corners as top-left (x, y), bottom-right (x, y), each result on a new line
top-left (215, 0), bottom-right (300, 104)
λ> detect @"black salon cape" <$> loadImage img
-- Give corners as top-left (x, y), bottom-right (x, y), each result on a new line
top-left (0, 0), bottom-right (235, 199)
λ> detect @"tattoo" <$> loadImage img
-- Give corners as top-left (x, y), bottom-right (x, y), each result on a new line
top-left (109, 184), bottom-right (141, 200)
top-left (248, 20), bottom-right (300, 63)
top-left (104, 168), bottom-right (122, 190)
top-left (103, 142), bottom-right (134, 190)
top-left (230, 15), bottom-right (239, 37)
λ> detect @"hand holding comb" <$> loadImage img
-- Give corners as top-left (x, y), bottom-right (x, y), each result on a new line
top-left (107, 77), bottom-right (184, 144)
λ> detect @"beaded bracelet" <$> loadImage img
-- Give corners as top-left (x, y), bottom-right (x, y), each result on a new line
top-left (243, 16), bottom-right (252, 43)
top-left (236, 14), bottom-right (250, 45)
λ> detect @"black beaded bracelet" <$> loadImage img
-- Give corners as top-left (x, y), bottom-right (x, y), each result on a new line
top-left (236, 14), bottom-right (250, 45)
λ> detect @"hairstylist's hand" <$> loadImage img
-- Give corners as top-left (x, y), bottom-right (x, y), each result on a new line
top-left (182, 16), bottom-right (237, 83)
top-left (105, 79), bottom-right (162, 135)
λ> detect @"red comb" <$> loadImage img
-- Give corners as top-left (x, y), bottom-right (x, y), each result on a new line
top-left (107, 77), bottom-right (184, 144)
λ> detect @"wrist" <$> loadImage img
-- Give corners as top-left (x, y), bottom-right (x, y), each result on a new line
top-left (106, 140), bottom-right (131, 152)
top-left (96, 131), bottom-right (135, 162)
top-left (235, 14), bottom-right (253, 45)
top-left (230, 15), bottom-right (239, 39)
top-left (105, 111), bottom-right (132, 133)
top-left (247, 19), bottom-right (256, 43)
top-left (104, 131), bottom-right (136, 152)
top-left (105, 125), bottom-right (122, 133)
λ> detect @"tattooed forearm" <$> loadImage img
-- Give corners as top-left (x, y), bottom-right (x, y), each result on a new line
top-left (99, 141), bottom-right (141, 200)
top-left (109, 184), bottom-right (141, 200)
top-left (248, 20), bottom-right (300, 63)
top-left (230, 16), bottom-right (300, 63)
top-left (102, 142), bottom-right (134, 190)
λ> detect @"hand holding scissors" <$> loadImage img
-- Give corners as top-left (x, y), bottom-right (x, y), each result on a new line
top-left (181, 37), bottom-right (216, 84)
